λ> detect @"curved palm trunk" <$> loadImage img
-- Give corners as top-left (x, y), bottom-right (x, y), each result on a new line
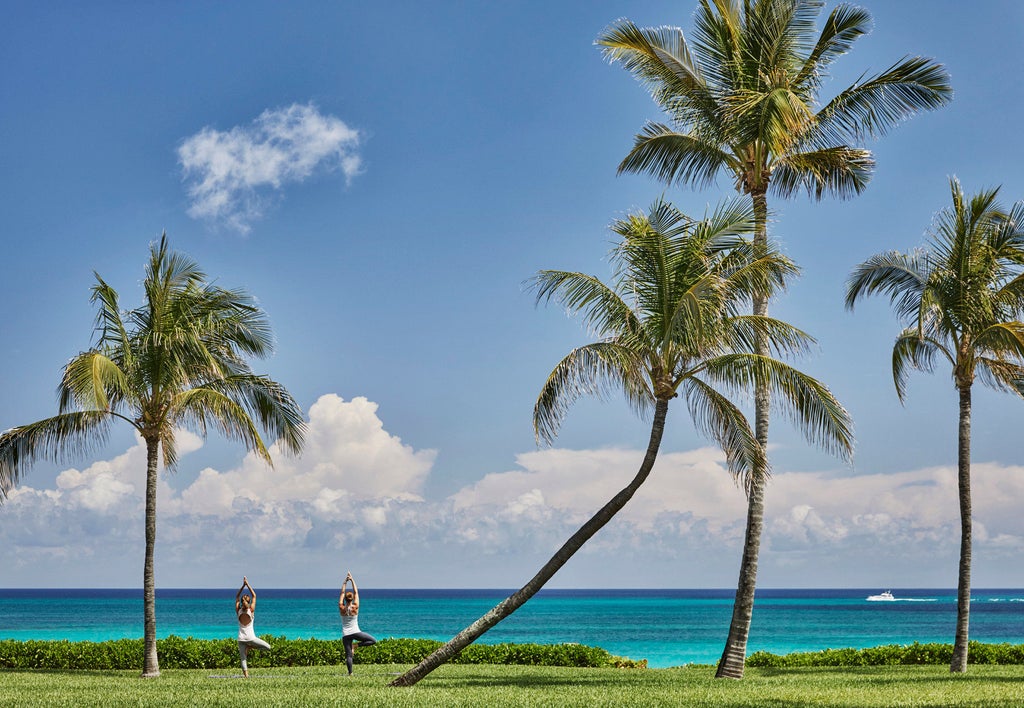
top-left (716, 189), bottom-right (771, 680)
top-left (141, 437), bottom-right (160, 677)
top-left (389, 398), bottom-right (670, 687)
top-left (950, 385), bottom-right (972, 672)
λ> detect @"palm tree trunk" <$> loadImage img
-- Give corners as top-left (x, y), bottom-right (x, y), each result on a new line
top-left (950, 385), bottom-right (972, 672)
top-left (141, 437), bottom-right (160, 678)
top-left (389, 398), bottom-right (671, 687)
top-left (715, 472), bottom-right (764, 678)
top-left (716, 189), bottom-right (771, 680)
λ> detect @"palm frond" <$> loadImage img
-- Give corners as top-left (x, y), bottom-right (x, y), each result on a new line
top-left (90, 276), bottom-right (133, 357)
top-left (680, 374), bottom-right (767, 494)
top-left (529, 270), bottom-right (640, 340)
top-left (722, 314), bottom-right (816, 359)
top-left (172, 387), bottom-right (272, 465)
top-left (974, 321), bottom-right (1024, 361)
top-left (192, 374), bottom-right (307, 456)
top-left (597, 20), bottom-right (721, 129)
top-left (845, 249), bottom-right (931, 322)
top-left (533, 343), bottom-right (652, 446)
top-left (771, 145), bottom-right (874, 200)
top-left (891, 330), bottom-right (949, 403)
top-left (0, 412), bottom-right (114, 499)
top-left (618, 123), bottom-right (734, 189)
top-left (717, 240), bottom-right (800, 304)
top-left (814, 56), bottom-right (952, 144)
top-left (699, 352), bottom-right (854, 462)
top-left (795, 4), bottom-right (872, 91)
top-left (58, 351), bottom-right (133, 414)
top-left (975, 358), bottom-right (1024, 398)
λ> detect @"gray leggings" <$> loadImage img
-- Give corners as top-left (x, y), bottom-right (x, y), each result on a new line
top-left (343, 632), bottom-right (376, 674)
top-left (238, 637), bottom-right (272, 667)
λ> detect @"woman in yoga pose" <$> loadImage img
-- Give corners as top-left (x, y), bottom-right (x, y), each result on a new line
top-left (339, 571), bottom-right (376, 675)
top-left (235, 576), bottom-right (271, 677)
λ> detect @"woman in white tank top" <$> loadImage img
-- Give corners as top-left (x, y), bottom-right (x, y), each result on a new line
top-left (339, 571), bottom-right (377, 675)
top-left (235, 576), bottom-right (272, 677)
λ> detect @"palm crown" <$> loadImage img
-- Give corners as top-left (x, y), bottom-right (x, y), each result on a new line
top-left (1, 235), bottom-right (304, 496)
top-left (598, 0), bottom-right (952, 201)
top-left (531, 197), bottom-right (852, 490)
top-left (846, 178), bottom-right (1024, 399)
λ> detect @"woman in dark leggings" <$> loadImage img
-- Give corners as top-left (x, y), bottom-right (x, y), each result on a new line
top-left (339, 571), bottom-right (376, 675)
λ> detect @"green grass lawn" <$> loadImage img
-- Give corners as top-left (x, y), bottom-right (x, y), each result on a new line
top-left (3, 664), bottom-right (1023, 707)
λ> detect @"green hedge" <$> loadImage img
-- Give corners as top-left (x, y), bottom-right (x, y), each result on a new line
top-left (747, 641), bottom-right (1024, 667)
top-left (0, 637), bottom-right (627, 670)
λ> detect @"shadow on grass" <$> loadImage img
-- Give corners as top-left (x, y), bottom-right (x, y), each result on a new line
top-left (414, 671), bottom-right (649, 690)
top-left (754, 666), bottom-right (1024, 685)
top-left (1, 669), bottom-right (132, 678)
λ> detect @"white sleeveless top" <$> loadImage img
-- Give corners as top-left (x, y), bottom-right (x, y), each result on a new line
top-left (238, 609), bottom-right (256, 641)
top-left (341, 610), bottom-right (360, 636)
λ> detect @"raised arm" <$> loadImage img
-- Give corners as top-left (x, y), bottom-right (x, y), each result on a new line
top-left (349, 574), bottom-right (359, 604)
top-left (246, 577), bottom-right (256, 610)
top-left (236, 577), bottom-right (247, 612)
top-left (339, 571), bottom-right (359, 613)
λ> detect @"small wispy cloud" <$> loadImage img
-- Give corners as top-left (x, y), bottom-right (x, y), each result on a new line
top-left (178, 103), bottom-right (362, 233)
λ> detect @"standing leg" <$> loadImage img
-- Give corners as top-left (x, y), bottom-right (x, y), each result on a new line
top-left (238, 642), bottom-right (249, 678)
top-left (343, 635), bottom-right (355, 675)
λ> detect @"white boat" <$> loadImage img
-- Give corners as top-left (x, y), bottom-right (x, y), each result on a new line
top-left (866, 590), bottom-right (895, 601)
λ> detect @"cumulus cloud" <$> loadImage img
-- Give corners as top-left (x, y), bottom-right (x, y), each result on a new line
top-left (178, 103), bottom-right (362, 233)
top-left (4, 392), bottom-right (1024, 588)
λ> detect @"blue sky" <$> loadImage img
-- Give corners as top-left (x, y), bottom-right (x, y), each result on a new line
top-left (3, 1), bottom-right (1024, 589)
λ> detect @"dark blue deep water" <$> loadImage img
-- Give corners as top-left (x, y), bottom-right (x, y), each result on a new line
top-left (3, 588), bottom-right (1023, 668)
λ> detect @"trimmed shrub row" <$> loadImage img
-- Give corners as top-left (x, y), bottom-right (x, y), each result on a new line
top-left (0, 636), bottom-right (626, 670)
top-left (747, 641), bottom-right (1024, 667)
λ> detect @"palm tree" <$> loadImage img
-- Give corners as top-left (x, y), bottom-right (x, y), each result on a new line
top-left (389, 198), bottom-right (852, 686)
top-left (597, 0), bottom-right (951, 677)
top-left (846, 178), bottom-right (1024, 672)
top-left (0, 234), bottom-right (306, 677)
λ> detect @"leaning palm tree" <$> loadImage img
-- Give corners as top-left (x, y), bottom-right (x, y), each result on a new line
top-left (846, 178), bottom-right (1024, 673)
top-left (0, 234), bottom-right (306, 677)
top-left (389, 197), bottom-right (852, 686)
top-left (598, 0), bottom-right (951, 677)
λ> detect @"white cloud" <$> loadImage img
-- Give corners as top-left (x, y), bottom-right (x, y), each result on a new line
top-left (164, 394), bottom-right (434, 522)
top-left (4, 393), bottom-right (1024, 588)
top-left (178, 103), bottom-right (362, 233)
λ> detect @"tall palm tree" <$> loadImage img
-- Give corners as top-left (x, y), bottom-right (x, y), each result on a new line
top-left (846, 178), bottom-right (1024, 672)
top-left (597, 0), bottom-right (951, 677)
top-left (0, 234), bottom-right (306, 677)
top-left (389, 198), bottom-right (852, 686)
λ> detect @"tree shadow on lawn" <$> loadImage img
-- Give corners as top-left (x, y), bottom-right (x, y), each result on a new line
top-left (3, 669), bottom-right (130, 678)
top-left (755, 666), bottom-right (1024, 685)
top-left (421, 671), bottom-right (649, 689)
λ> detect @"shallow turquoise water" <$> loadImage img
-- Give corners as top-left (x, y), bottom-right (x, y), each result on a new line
top-left (3, 588), bottom-right (1023, 668)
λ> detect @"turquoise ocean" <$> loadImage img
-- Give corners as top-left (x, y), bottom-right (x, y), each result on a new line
top-left (3, 588), bottom-right (1024, 668)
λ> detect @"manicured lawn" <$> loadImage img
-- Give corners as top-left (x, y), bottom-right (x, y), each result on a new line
top-left (2, 664), bottom-right (1023, 706)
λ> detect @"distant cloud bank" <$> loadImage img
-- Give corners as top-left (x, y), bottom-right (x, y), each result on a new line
top-left (178, 103), bottom-right (362, 233)
top-left (4, 393), bottom-right (1024, 587)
